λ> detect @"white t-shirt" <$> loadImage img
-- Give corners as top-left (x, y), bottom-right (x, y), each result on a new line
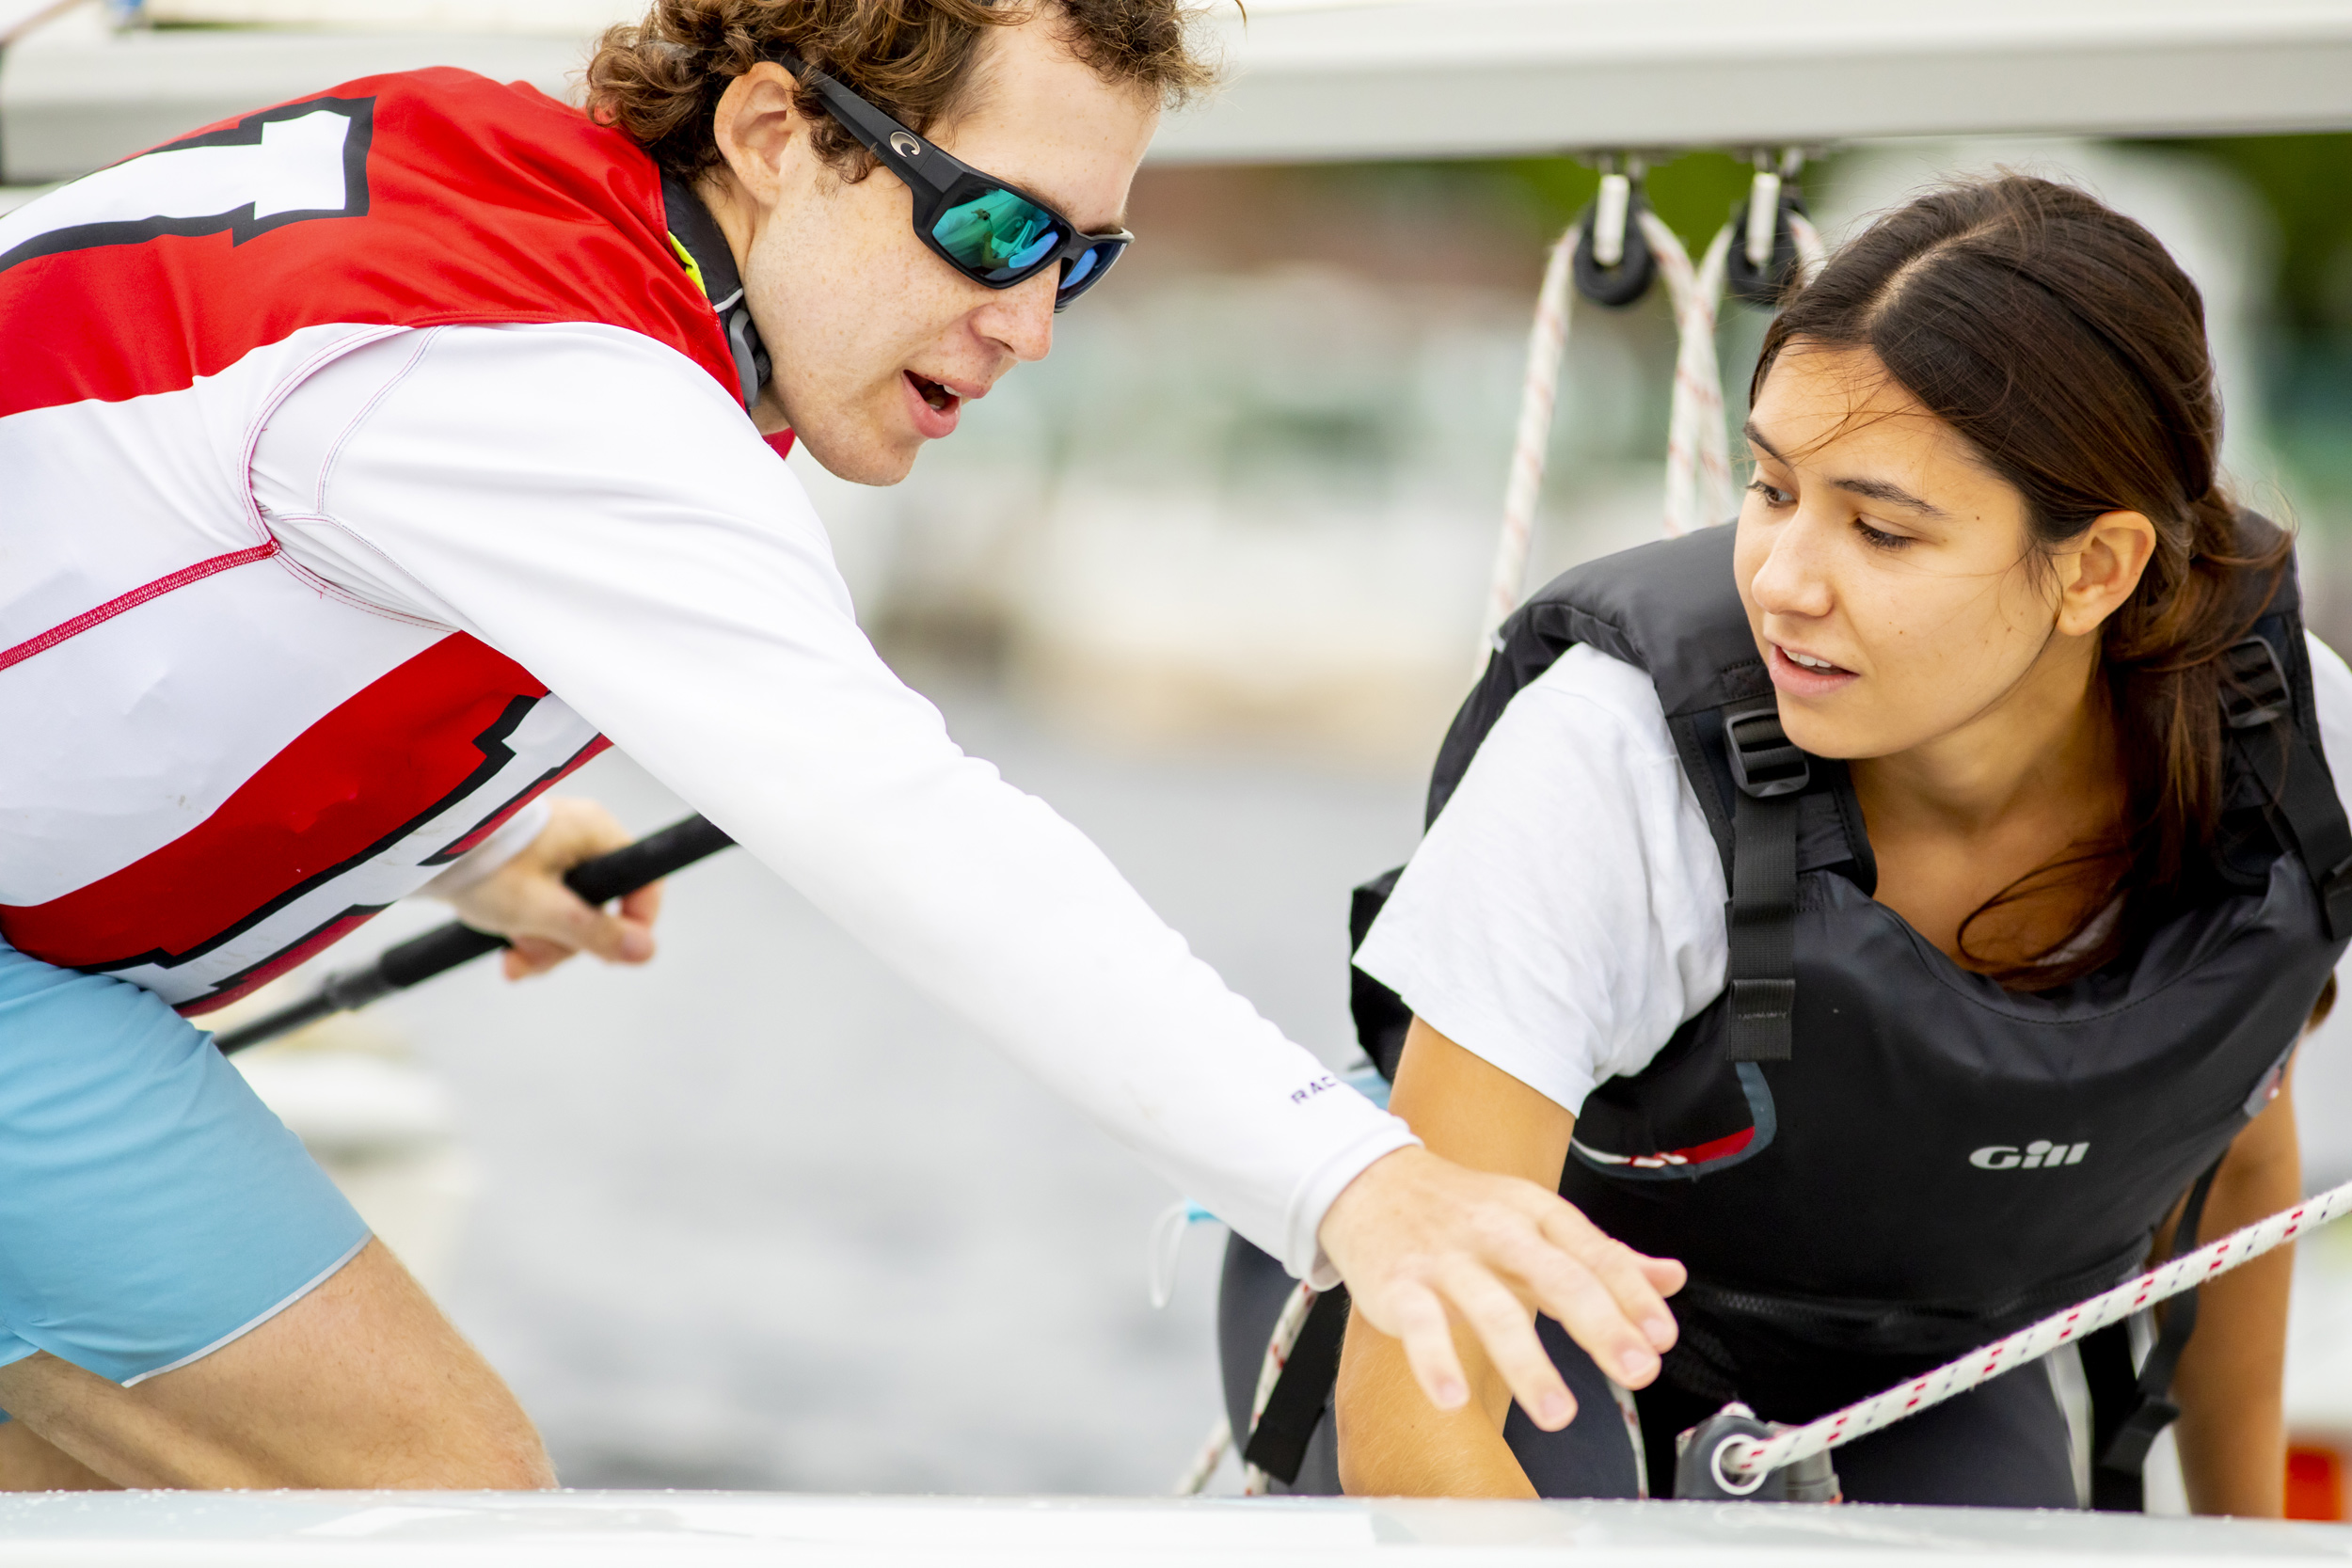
top-left (246, 321), bottom-right (1415, 1285)
top-left (1356, 634), bottom-right (2352, 1117)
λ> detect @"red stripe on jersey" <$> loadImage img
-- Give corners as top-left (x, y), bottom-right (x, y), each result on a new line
top-left (2, 632), bottom-right (552, 970)
top-left (0, 70), bottom-right (735, 419)
top-left (196, 910), bottom-right (381, 1017)
top-left (423, 730), bottom-right (613, 866)
top-left (0, 543), bottom-right (278, 674)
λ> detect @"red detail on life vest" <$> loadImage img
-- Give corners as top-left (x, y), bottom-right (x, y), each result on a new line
top-left (2, 633), bottom-right (561, 974)
top-left (0, 543), bottom-right (280, 675)
top-left (765, 430), bottom-right (796, 462)
top-left (1662, 1126), bottom-right (1757, 1166)
top-left (0, 70), bottom-right (738, 420)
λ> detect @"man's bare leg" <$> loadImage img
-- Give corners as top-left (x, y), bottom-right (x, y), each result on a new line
top-left (0, 1240), bottom-right (551, 1490)
top-left (0, 1422), bottom-right (115, 1491)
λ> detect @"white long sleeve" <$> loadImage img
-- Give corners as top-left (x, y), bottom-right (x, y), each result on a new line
top-left (247, 321), bottom-right (1414, 1282)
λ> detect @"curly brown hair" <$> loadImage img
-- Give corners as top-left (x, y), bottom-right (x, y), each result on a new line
top-left (585, 0), bottom-right (1217, 183)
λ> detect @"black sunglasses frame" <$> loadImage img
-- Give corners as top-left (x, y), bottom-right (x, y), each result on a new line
top-left (775, 51), bottom-right (1131, 311)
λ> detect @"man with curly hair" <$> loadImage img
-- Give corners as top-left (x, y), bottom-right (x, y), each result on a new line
top-left (0, 0), bottom-right (1682, 1488)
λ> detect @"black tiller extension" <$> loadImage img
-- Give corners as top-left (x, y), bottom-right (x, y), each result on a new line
top-left (213, 814), bottom-right (736, 1054)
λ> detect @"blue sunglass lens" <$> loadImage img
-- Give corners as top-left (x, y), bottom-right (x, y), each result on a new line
top-left (1055, 241), bottom-right (1123, 305)
top-left (931, 188), bottom-right (1065, 282)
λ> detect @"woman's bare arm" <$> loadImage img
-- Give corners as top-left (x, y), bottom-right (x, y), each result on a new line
top-left (2168, 1073), bottom-right (2298, 1516)
top-left (1334, 1019), bottom-right (1684, 1497)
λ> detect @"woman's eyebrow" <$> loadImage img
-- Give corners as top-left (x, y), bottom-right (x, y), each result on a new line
top-left (1741, 419), bottom-right (1951, 520)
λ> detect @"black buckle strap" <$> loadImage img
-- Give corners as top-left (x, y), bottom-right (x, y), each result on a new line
top-left (2220, 635), bottom-right (2352, 938)
top-left (2220, 636), bottom-right (2292, 731)
top-left (1725, 705), bottom-right (1810, 799)
top-left (1239, 1286), bottom-right (1351, 1486)
top-left (2085, 1159), bottom-right (2222, 1512)
top-left (1723, 701), bottom-right (1805, 1062)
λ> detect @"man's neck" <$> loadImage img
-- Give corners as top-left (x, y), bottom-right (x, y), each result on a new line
top-left (695, 168), bottom-right (758, 284)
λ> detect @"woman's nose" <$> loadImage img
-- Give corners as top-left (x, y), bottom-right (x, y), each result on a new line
top-left (1749, 512), bottom-right (1837, 621)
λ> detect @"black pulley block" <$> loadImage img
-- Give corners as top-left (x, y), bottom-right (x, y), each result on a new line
top-left (1672, 1402), bottom-right (1840, 1502)
top-left (1724, 192), bottom-right (1809, 308)
top-left (1573, 195), bottom-right (1657, 309)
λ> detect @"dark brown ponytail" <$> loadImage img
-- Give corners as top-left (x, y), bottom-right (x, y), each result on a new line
top-left (1752, 175), bottom-right (2290, 983)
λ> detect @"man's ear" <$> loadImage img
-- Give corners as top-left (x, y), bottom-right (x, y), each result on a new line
top-left (2055, 510), bottom-right (2158, 638)
top-left (710, 62), bottom-right (808, 209)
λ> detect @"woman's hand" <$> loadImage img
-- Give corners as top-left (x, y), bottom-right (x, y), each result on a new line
top-left (1327, 1019), bottom-right (1684, 1497)
top-left (431, 798), bottom-right (664, 980)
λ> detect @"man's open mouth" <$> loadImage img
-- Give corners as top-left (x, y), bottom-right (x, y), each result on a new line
top-left (907, 372), bottom-right (957, 413)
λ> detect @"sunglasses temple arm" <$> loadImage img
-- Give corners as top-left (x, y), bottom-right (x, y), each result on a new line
top-left (796, 72), bottom-right (962, 200)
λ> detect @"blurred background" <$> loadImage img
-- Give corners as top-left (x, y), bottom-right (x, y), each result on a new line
top-left (6, 0), bottom-right (2352, 1509)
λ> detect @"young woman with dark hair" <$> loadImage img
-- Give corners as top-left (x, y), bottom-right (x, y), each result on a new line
top-left (1333, 174), bottom-right (2348, 1513)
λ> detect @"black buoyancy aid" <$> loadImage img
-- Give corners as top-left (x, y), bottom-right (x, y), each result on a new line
top-left (1351, 517), bottom-right (2352, 1424)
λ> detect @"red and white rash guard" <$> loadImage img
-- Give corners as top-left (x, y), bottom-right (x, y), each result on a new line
top-left (0, 70), bottom-right (1412, 1279)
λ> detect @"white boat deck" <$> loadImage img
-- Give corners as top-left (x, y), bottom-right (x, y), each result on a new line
top-left (0, 1492), bottom-right (2347, 1566)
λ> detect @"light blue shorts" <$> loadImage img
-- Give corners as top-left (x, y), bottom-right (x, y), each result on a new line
top-left (0, 940), bottom-right (370, 1402)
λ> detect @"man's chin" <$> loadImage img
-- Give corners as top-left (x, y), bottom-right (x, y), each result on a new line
top-left (792, 426), bottom-right (922, 488)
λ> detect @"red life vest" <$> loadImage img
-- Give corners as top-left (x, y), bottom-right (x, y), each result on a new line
top-left (0, 69), bottom-right (746, 1013)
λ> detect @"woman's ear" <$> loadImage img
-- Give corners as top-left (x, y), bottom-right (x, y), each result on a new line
top-left (2055, 510), bottom-right (2158, 638)
top-left (709, 62), bottom-right (807, 211)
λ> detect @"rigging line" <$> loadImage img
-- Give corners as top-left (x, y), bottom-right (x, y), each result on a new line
top-left (1239, 1281), bottom-right (1319, 1495)
top-left (1477, 222), bottom-right (1579, 664)
top-left (1723, 1175), bottom-right (2352, 1482)
top-left (1641, 211), bottom-right (1735, 539)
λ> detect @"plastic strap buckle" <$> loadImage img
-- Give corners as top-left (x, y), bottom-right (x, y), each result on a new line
top-left (2220, 636), bottom-right (2292, 731)
top-left (1724, 704), bottom-right (1810, 799)
top-left (2095, 1395), bottom-right (2183, 1474)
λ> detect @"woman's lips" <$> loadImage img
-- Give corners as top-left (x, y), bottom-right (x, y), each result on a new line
top-left (902, 371), bottom-right (961, 438)
top-left (1767, 641), bottom-right (1858, 696)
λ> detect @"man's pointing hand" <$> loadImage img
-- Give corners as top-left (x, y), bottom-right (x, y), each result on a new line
top-left (1316, 1146), bottom-right (1684, 1431)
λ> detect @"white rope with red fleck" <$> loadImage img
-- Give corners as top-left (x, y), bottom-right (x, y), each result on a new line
top-left (1475, 223), bottom-right (1581, 661)
top-left (1788, 211), bottom-right (1828, 281)
top-left (1640, 212), bottom-right (1736, 539)
top-left (1722, 1179), bottom-right (2352, 1483)
top-left (1238, 1281), bottom-right (1320, 1495)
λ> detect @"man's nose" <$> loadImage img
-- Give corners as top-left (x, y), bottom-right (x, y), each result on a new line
top-left (977, 270), bottom-right (1057, 363)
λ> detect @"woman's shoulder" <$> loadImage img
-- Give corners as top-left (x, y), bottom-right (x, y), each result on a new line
top-left (1502, 641), bottom-right (1679, 760)
top-left (2309, 630), bottom-right (2352, 721)
top-left (2306, 633), bottom-right (2352, 791)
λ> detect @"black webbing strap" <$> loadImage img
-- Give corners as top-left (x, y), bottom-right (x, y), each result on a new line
top-left (1722, 701), bottom-right (1808, 1062)
top-left (2223, 636), bottom-right (2352, 939)
top-left (1239, 1286), bottom-right (1351, 1486)
top-left (2083, 1159), bottom-right (2224, 1512)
